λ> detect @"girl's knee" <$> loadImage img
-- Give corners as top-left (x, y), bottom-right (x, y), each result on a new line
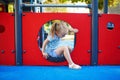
top-left (67, 46), bottom-right (72, 49)
top-left (67, 46), bottom-right (72, 52)
top-left (62, 46), bottom-right (72, 52)
top-left (62, 46), bottom-right (67, 50)
top-left (63, 46), bottom-right (71, 51)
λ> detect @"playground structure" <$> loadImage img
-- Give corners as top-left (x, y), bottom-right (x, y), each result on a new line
top-left (0, 0), bottom-right (120, 66)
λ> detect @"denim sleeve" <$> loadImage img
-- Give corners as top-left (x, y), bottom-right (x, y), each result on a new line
top-left (47, 35), bottom-right (53, 42)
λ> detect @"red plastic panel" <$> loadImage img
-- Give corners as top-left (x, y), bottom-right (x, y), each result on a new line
top-left (98, 14), bottom-right (120, 65)
top-left (22, 13), bottom-right (91, 66)
top-left (0, 13), bottom-right (15, 65)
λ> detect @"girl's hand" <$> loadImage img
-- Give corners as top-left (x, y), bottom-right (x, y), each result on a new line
top-left (73, 28), bottom-right (79, 33)
top-left (42, 52), bottom-right (48, 59)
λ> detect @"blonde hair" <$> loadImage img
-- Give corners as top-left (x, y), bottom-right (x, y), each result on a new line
top-left (50, 22), bottom-right (61, 38)
top-left (50, 21), bottom-right (68, 38)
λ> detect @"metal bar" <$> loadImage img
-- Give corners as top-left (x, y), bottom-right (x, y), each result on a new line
top-left (91, 0), bottom-right (98, 65)
top-left (15, 0), bottom-right (23, 65)
top-left (40, 2), bottom-right (44, 46)
top-left (40, 2), bottom-right (42, 12)
top-left (103, 0), bottom-right (108, 13)
top-left (30, 0), bottom-right (33, 12)
top-left (22, 4), bottom-right (92, 8)
top-left (41, 27), bottom-right (44, 47)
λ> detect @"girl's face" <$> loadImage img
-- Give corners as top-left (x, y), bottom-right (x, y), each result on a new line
top-left (55, 22), bottom-right (68, 38)
top-left (56, 27), bottom-right (68, 38)
top-left (56, 32), bottom-right (67, 38)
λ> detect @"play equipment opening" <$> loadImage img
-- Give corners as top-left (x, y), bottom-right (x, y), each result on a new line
top-left (37, 20), bottom-right (76, 62)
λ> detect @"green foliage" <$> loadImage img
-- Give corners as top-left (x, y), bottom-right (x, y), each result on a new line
top-left (44, 0), bottom-right (119, 10)
top-left (59, 0), bottom-right (68, 3)
top-left (71, 0), bottom-right (90, 3)
top-left (71, 0), bottom-right (119, 9)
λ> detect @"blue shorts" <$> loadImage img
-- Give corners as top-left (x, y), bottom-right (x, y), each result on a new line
top-left (46, 49), bottom-right (58, 57)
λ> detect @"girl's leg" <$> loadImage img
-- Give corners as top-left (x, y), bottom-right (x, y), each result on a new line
top-left (67, 46), bottom-right (73, 53)
top-left (55, 46), bottom-right (73, 65)
top-left (55, 46), bottom-right (81, 69)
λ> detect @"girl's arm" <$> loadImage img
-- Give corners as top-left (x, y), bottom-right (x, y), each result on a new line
top-left (68, 27), bottom-right (79, 33)
top-left (61, 22), bottom-right (78, 33)
top-left (42, 39), bottom-right (49, 59)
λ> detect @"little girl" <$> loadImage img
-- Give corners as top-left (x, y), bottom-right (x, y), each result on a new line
top-left (42, 21), bottom-right (81, 69)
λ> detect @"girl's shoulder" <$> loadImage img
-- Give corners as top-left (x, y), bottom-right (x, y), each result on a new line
top-left (48, 34), bottom-right (60, 41)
